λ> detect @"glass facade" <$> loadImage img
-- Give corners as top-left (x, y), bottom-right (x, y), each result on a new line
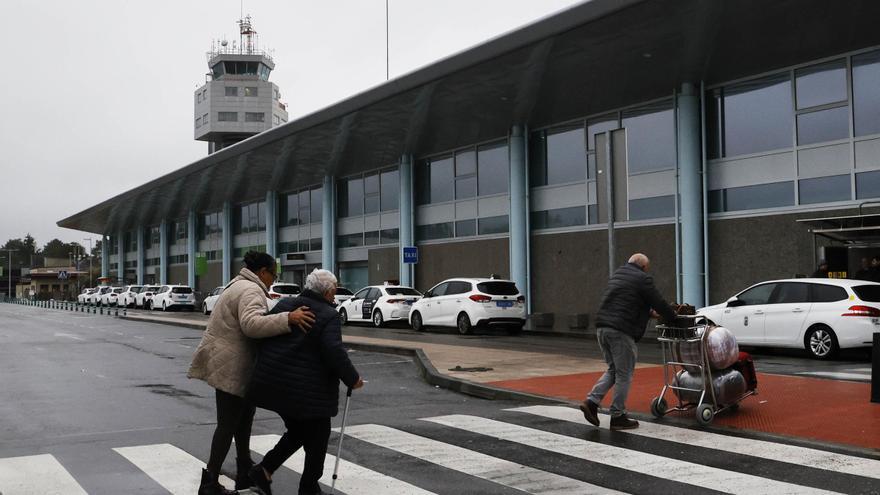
top-left (530, 206), bottom-right (586, 230)
top-left (622, 101), bottom-right (675, 174)
top-left (338, 168), bottom-right (397, 217)
top-left (235, 201), bottom-right (266, 234)
top-left (199, 212), bottom-right (222, 240)
top-left (853, 50), bottom-right (880, 137)
top-left (478, 215), bottom-right (509, 235)
top-left (530, 126), bottom-right (586, 186)
top-left (477, 142), bottom-right (508, 195)
top-left (709, 182), bottom-right (795, 213)
top-left (281, 186), bottom-right (322, 226)
top-left (629, 196), bottom-right (675, 221)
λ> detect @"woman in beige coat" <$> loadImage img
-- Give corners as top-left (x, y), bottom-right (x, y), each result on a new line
top-left (188, 251), bottom-right (315, 495)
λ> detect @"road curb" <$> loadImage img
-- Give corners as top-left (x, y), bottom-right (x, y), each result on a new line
top-left (119, 315), bottom-right (207, 331)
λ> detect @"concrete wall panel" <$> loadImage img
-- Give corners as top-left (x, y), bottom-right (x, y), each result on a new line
top-left (413, 238), bottom-right (509, 293)
top-left (368, 247), bottom-right (399, 285)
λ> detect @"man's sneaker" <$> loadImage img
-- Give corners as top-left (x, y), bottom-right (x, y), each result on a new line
top-left (579, 400), bottom-right (600, 427)
top-left (610, 414), bottom-right (639, 430)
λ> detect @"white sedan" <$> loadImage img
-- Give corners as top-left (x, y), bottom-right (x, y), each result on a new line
top-left (202, 286), bottom-right (224, 315)
top-left (119, 285), bottom-right (143, 308)
top-left (338, 285), bottom-right (422, 327)
top-left (151, 285), bottom-right (196, 311)
top-left (135, 286), bottom-right (160, 309)
top-left (698, 278), bottom-right (880, 359)
top-left (409, 278), bottom-right (526, 335)
top-left (90, 287), bottom-right (111, 306)
top-left (78, 288), bottom-right (95, 304)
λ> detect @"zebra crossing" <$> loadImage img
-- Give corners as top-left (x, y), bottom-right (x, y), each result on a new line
top-left (2, 405), bottom-right (878, 495)
top-left (796, 367), bottom-right (873, 382)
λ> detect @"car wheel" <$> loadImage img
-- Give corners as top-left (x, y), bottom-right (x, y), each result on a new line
top-left (162, 302), bottom-right (167, 312)
top-left (339, 308), bottom-right (348, 325)
top-left (805, 325), bottom-right (839, 360)
top-left (410, 311), bottom-right (424, 332)
top-left (457, 313), bottom-right (472, 335)
top-left (203, 303), bottom-right (209, 315)
top-left (373, 310), bottom-right (384, 328)
top-left (147, 301), bottom-right (153, 310)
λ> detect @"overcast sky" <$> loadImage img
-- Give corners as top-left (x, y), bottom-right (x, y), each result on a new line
top-left (0, 0), bottom-right (583, 247)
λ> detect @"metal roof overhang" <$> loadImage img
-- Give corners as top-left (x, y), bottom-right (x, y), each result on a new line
top-left (58, 0), bottom-right (880, 235)
top-left (798, 208), bottom-right (880, 245)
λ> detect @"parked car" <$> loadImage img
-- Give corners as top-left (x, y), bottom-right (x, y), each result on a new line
top-left (77, 288), bottom-right (95, 304)
top-left (150, 285), bottom-right (196, 311)
top-left (202, 286), bottom-right (225, 315)
top-left (697, 278), bottom-right (880, 360)
top-left (409, 278), bottom-right (526, 334)
top-left (100, 287), bottom-right (125, 306)
top-left (334, 286), bottom-right (354, 306)
top-left (135, 285), bottom-right (160, 309)
top-left (338, 284), bottom-right (422, 327)
top-left (266, 283), bottom-right (301, 311)
top-left (89, 286), bottom-right (111, 306)
top-left (118, 285), bottom-right (143, 308)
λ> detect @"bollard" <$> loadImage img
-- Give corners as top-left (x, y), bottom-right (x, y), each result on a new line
top-left (115, 307), bottom-right (119, 317)
top-left (872, 333), bottom-right (879, 403)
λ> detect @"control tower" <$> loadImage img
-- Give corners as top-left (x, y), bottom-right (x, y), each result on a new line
top-left (194, 16), bottom-right (288, 154)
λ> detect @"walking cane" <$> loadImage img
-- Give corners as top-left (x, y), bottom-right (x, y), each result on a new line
top-left (330, 386), bottom-right (353, 495)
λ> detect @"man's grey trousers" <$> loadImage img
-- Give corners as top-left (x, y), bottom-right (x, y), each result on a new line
top-left (587, 327), bottom-right (638, 417)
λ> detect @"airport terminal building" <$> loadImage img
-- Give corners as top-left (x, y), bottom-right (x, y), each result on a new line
top-left (59, 0), bottom-right (880, 331)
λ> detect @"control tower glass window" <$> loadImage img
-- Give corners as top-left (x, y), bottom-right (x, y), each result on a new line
top-left (225, 86), bottom-right (238, 97)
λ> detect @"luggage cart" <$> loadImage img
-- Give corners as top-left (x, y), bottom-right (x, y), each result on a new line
top-left (650, 315), bottom-right (756, 425)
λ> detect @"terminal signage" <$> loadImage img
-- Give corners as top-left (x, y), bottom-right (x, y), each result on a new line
top-left (403, 246), bottom-right (418, 264)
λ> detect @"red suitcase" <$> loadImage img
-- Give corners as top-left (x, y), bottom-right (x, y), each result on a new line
top-left (731, 351), bottom-right (758, 391)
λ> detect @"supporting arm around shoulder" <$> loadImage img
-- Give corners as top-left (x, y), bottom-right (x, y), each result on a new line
top-left (237, 286), bottom-right (290, 338)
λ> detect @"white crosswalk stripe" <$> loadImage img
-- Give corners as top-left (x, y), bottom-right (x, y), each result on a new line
top-left (250, 434), bottom-right (436, 495)
top-left (795, 369), bottom-right (871, 382)
top-left (424, 414), bottom-right (843, 495)
top-left (342, 424), bottom-right (625, 494)
top-left (510, 405), bottom-right (880, 480)
top-left (114, 444), bottom-right (234, 495)
top-left (0, 454), bottom-right (88, 495)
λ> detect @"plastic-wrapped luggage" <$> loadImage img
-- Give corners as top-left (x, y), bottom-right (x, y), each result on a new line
top-left (673, 325), bottom-right (739, 371)
top-left (673, 368), bottom-right (748, 405)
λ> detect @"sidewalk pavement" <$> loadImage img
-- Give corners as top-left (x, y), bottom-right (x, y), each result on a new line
top-left (122, 313), bottom-right (880, 454)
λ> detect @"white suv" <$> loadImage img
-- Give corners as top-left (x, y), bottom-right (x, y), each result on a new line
top-left (409, 278), bottom-right (526, 334)
top-left (202, 286), bottom-right (225, 315)
top-left (78, 288), bottom-right (95, 304)
top-left (101, 287), bottom-right (125, 306)
top-left (150, 285), bottom-right (196, 311)
top-left (90, 287), bottom-right (111, 306)
top-left (267, 283), bottom-right (301, 311)
top-left (338, 285), bottom-right (422, 327)
top-left (119, 285), bottom-right (143, 308)
top-left (698, 278), bottom-right (880, 359)
top-left (135, 286), bottom-right (160, 309)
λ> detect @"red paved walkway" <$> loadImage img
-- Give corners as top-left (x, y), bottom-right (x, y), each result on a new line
top-left (491, 366), bottom-right (880, 451)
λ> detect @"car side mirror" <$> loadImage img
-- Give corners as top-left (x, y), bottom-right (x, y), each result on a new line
top-left (423, 292), bottom-right (432, 298)
top-left (726, 297), bottom-right (745, 308)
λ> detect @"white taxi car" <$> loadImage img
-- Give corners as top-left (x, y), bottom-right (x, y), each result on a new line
top-left (409, 278), bottom-right (526, 334)
top-left (334, 286), bottom-right (354, 306)
top-left (135, 285), bottom-right (160, 309)
top-left (150, 285), bottom-right (196, 311)
top-left (202, 286), bottom-right (225, 315)
top-left (119, 285), bottom-right (143, 308)
top-left (267, 283), bottom-right (301, 311)
top-left (100, 287), bottom-right (125, 306)
top-left (337, 285), bottom-right (422, 327)
top-left (78, 288), bottom-right (95, 304)
top-left (90, 286), bottom-right (111, 306)
top-left (698, 278), bottom-right (880, 359)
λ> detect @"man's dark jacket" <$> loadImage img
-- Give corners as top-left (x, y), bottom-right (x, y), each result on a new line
top-left (595, 262), bottom-right (676, 342)
top-left (248, 289), bottom-right (360, 419)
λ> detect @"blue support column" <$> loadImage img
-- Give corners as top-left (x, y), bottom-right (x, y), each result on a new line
top-left (117, 230), bottom-right (125, 284)
top-left (101, 235), bottom-right (109, 278)
top-left (266, 190), bottom-right (277, 258)
top-left (136, 227), bottom-right (145, 285)
top-left (222, 202), bottom-right (233, 283)
top-left (187, 210), bottom-right (197, 288)
top-left (509, 125), bottom-right (529, 306)
top-left (159, 219), bottom-right (168, 285)
top-left (398, 155), bottom-right (414, 288)
top-left (678, 83), bottom-right (705, 307)
top-left (322, 175), bottom-right (336, 272)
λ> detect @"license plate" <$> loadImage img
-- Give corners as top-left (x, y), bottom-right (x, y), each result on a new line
top-left (404, 301), bottom-right (413, 305)
top-left (496, 301), bottom-right (513, 308)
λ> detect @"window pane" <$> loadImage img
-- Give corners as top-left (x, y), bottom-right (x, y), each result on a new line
top-left (546, 126), bottom-right (587, 184)
top-left (298, 191), bottom-right (310, 224)
top-left (429, 157), bottom-right (454, 203)
top-left (772, 282), bottom-right (809, 304)
top-left (628, 195), bottom-right (675, 220)
top-left (477, 142), bottom-right (508, 195)
top-left (245, 112), bottom-right (264, 122)
top-left (455, 176), bottom-right (477, 199)
top-left (622, 101), bottom-right (674, 173)
top-left (528, 131), bottom-right (547, 186)
top-left (347, 177), bottom-right (364, 216)
top-left (380, 228), bottom-right (399, 244)
top-left (478, 215), bottom-right (509, 235)
top-left (364, 195), bottom-right (380, 214)
top-left (530, 206), bottom-right (586, 230)
top-left (338, 233), bottom-right (363, 248)
top-left (856, 170), bottom-right (880, 199)
top-left (310, 187), bottom-right (322, 220)
top-left (244, 86), bottom-right (258, 97)
top-left (257, 202), bottom-right (266, 229)
top-left (455, 219), bottom-right (476, 237)
top-left (798, 174), bottom-right (850, 204)
top-left (218, 112), bottom-right (238, 122)
top-left (455, 150), bottom-right (476, 176)
top-left (720, 73), bottom-right (793, 156)
top-left (364, 173), bottom-right (380, 194)
top-left (811, 283), bottom-right (847, 303)
top-left (796, 106), bottom-right (849, 145)
top-left (364, 231), bottom-right (379, 246)
top-left (416, 222), bottom-right (453, 241)
top-left (853, 50), bottom-right (880, 136)
top-left (380, 169), bottom-right (399, 211)
top-left (225, 86), bottom-right (238, 96)
top-left (709, 181), bottom-right (795, 212)
top-left (415, 160), bottom-right (431, 205)
top-left (795, 60), bottom-right (847, 109)
top-left (738, 283), bottom-right (777, 305)
top-left (283, 194), bottom-right (297, 225)
top-left (588, 204), bottom-right (599, 224)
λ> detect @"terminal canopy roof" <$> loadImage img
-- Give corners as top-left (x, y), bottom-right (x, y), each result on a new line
top-left (59, 0), bottom-right (880, 234)
top-left (798, 206), bottom-right (880, 245)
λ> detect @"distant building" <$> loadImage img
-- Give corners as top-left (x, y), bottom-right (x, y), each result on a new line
top-left (194, 15), bottom-right (288, 154)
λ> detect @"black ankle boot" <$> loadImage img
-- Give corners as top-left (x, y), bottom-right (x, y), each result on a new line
top-left (198, 468), bottom-right (235, 495)
top-left (236, 457), bottom-right (256, 490)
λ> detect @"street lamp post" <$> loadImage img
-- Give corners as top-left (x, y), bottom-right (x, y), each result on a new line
top-left (2, 249), bottom-right (18, 300)
top-left (84, 238), bottom-right (93, 287)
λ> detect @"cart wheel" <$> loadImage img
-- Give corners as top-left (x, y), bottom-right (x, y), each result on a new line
top-left (650, 397), bottom-right (668, 418)
top-left (696, 404), bottom-right (714, 425)
top-left (728, 402), bottom-right (740, 412)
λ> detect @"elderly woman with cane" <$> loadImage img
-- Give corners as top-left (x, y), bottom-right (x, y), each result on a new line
top-left (247, 268), bottom-right (364, 495)
top-left (188, 251), bottom-right (316, 495)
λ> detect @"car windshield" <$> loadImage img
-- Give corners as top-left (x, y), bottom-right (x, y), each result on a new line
top-left (852, 285), bottom-right (880, 302)
top-left (113, 288), bottom-right (124, 294)
top-left (273, 285), bottom-right (300, 294)
top-left (145, 286), bottom-right (159, 292)
top-left (171, 287), bottom-right (193, 294)
top-left (130, 286), bottom-right (143, 293)
top-left (336, 287), bottom-right (353, 295)
top-left (386, 287), bottom-right (421, 296)
top-left (100, 287), bottom-right (111, 293)
top-left (476, 281), bottom-right (519, 295)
